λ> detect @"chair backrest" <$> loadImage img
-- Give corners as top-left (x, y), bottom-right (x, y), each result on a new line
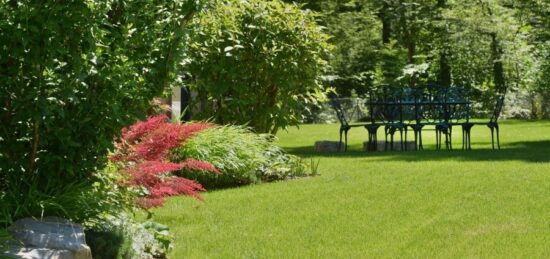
top-left (402, 87), bottom-right (425, 122)
top-left (490, 89), bottom-right (507, 123)
top-left (377, 86), bottom-right (403, 123)
top-left (421, 86), bottom-right (447, 123)
top-left (329, 98), bottom-right (349, 126)
top-left (446, 87), bottom-right (471, 123)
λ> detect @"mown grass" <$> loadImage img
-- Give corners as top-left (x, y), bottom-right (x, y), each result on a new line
top-left (152, 120), bottom-right (550, 258)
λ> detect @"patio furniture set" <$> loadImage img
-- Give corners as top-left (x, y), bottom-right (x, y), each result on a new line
top-left (330, 85), bottom-right (506, 151)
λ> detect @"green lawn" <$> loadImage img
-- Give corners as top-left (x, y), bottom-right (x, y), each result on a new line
top-left (153, 120), bottom-right (550, 258)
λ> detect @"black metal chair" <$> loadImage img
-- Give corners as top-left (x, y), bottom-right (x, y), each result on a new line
top-left (415, 85), bottom-right (450, 150)
top-left (439, 87), bottom-right (472, 150)
top-left (402, 87), bottom-right (425, 150)
top-left (378, 87), bottom-right (406, 151)
top-left (433, 87), bottom-right (454, 150)
top-left (461, 89), bottom-right (506, 150)
top-left (364, 88), bottom-right (384, 151)
top-left (329, 97), bottom-right (369, 151)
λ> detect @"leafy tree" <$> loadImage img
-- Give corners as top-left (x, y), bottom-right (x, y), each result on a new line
top-left (0, 0), bottom-right (203, 222)
top-left (442, 0), bottom-right (532, 110)
top-left (517, 0), bottom-right (550, 117)
top-left (288, 0), bottom-right (547, 117)
top-left (183, 0), bottom-right (331, 134)
top-left (323, 1), bottom-right (384, 95)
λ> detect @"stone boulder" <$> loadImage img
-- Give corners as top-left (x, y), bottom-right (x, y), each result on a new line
top-left (314, 141), bottom-right (342, 152)
top-left (2, 217), bottom-right (92, 259)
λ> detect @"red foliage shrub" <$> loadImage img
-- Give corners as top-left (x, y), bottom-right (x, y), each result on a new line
top-left (121, 114), bottom-right (168, 142)
top-left (112, 116), bottom-right (218, 208)
top-left (133, 122), bottom-right (212, 161)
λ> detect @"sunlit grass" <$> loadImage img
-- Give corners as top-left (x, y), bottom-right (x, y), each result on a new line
top-left (153, 120), bottom-right (550, 258)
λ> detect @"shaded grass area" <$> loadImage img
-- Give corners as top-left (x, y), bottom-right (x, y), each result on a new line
top-left (153, 120), bottom-right (550, 258)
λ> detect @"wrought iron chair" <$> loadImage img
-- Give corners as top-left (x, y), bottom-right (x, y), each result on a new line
top-left (378, 87), bottom-right (406, 151)
top-left (402, 87), bottom-right (425, 150)
top-left (329, 97), bottom-right (369, 151)
top-left (461, 89), bottom-right (506, 150)
top-left (434, 87), bottom-right (472, 150)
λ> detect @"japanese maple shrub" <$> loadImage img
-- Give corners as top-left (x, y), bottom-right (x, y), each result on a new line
top-left (112, 115), bottom-right (219, 208)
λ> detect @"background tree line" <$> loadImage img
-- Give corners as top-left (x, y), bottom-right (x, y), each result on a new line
top-left (283, 0), bottom-right (550, 118)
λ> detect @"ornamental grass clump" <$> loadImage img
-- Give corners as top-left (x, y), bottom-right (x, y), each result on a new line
top-left (170, 125), bottom-right (312, 188)
top-left (112, 115), bottom-right (219, 208)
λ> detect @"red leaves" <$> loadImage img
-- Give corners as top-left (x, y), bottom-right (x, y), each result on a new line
top-left (113, 116), bottom-right (218, 208)
top-left (122, 114), bottom-right (169, 142)
top-left (132, 122), bottom-right (212, 161)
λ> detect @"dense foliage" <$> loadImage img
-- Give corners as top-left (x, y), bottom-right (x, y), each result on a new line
top-left (86, 214), bottom-right (174, 259)
top-left (0, 1), bottom-right (204, 224)
top-left (183, 0), bottom-right (331, 133)
top-left (171, 125), bottom-right (311, 188)
top-left (287, 0), bottom-right (550, 118)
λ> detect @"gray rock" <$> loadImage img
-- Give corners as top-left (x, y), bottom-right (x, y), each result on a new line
top-left (2, 246), bottom-right (74, 259)
top-left (2, 217), bottom-right (92, 259)
top-left (314, 141), bottom-right (342, 152)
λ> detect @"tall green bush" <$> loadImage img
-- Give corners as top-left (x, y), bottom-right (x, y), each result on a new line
top-left (183, 0), bottom-right (331, 134)
top-left (0, 1), bottom-right (203, 224)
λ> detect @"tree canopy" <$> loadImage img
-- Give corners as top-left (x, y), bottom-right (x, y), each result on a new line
top-left (183, 0), bottom-right (331, 133)
top-left (288, 0), bottom-right (550, 118)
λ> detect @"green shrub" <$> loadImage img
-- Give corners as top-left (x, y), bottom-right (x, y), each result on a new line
top-left (0, 163), bottom-right (135, 228)
top-left (257, 145), bottom-right (312, 182)
top-left (0, 0), bottom-right (204, 225)
top-left (85, 214), bottom-right (172, 259)
top-left (0, 227), bottom-right (11, 251)
top-left (184, 0), bottom-right (331, 134)
top-left (171, 125), bottom-right (313, 188)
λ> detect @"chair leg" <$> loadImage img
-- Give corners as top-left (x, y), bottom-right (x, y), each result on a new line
top-left (490, 127), bottom-right (495, 149)
top-left (339, 128), bottom-right (344, 151)
top-left (435, 129), bottom-right (439, 150)
top-left (462, 127), bottom-right (465, 150)
top-left (367, 125), bottom-right (379, 151)
top-left (367, 130), bottom-right (373, 151)
top-left (436, 128), bottom-right (441, 150)
top-left (496, 124), bottom-right (500, 150)
top-left (445, 129), bottom-right (450, 150)
top-left (418, 129), bottom-right (423, 150)
top-left (344, 128), bottom-right (349, 152)
top-left (385, 126), bottom-right (389, 151)
top-left (413, 129), bottom-right (418, 150)
top-left (404, 127), bottom-right (408, 150)
top-left (448, 126), bottom-right (453, 150)
top-left (462, 126), bottom-right (472, 150)
top-left (390, 131), bottom-right (395, 151)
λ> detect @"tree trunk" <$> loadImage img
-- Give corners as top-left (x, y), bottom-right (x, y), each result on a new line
top-left (490, 33), bottom-right (506, 91)
top-left (436, 0), bottom-right (451, 86)
top-left (438, 50), bottom-right (452, 86)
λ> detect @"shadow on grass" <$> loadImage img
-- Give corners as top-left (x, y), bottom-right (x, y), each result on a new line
top-left (284, 140), bottom-right (550, 163)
